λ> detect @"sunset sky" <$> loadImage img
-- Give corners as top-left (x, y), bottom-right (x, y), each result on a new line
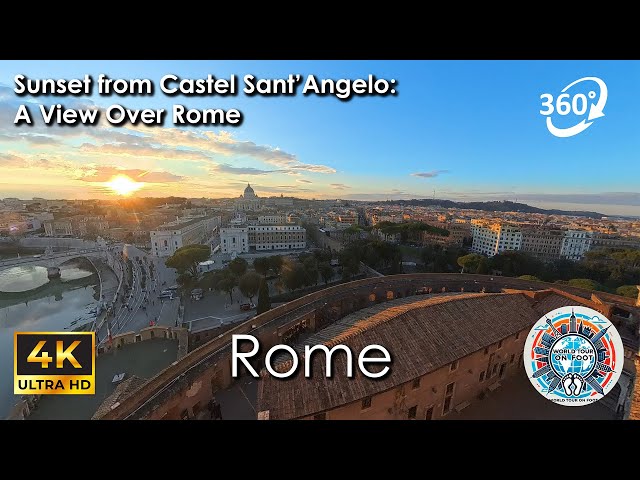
top-left (1, 60), bottom-right (638, 215)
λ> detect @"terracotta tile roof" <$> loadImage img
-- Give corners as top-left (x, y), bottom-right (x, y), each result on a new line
top-left (592, 291), bottom-right (638, 308)
top-left (257, 292), bottom-right (589, 420)
top-left (531, 291), bottom-right (586, 317)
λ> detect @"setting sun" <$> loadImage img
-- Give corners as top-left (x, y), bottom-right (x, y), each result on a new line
top-left (104, 175), bottom-right (144, 196)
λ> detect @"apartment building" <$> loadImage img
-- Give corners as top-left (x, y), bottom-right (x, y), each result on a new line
top-left (248, 225), bottom-right (306, 251)
top-left (520, 229), bottom-right (564, 262)
top-left (43, 215), bottom-right (109, 237)
top-left (560, 230), bottom-right (593, 261)
top-left (151, 215), bottom-right (221, 257)
top-left (470, 222), bottom-right (522, 257)
top-left (220, 224), bottom-right (307, 254)
top-left (257, 215), bottom-right (288, 225)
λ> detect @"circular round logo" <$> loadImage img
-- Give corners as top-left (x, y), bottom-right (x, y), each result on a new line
top-left (523, 306), bottom-right (623, 406)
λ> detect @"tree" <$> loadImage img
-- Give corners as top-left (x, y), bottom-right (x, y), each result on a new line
top-left (176, 273), bottom-right (197, 291)
top-left (518, 275), bottom-right (541, 281)
top-left (283, 263), bottom-right (307, 292)
top-left (268, 255), bottom-right (284, 275)
top-left (257, 278), bottom-right (271, 314)
top-left (215, 270), bottom-right (238, 303)
top-left (457, 253), bottom-right (483, 273)
top-left (302, 257), bottom-right (319, 286)
top-left (228, 257), bottom-right (248, 277)
top-left (568, 278), bottom-right (601, 291)
top-left (239, 272), bottom-right (261, 302)
top-left (476, 257), bottom-right (490, 274)
top-left (253, 257), bottom-right (269, 276)
top-left (314, 249), bottom-right (332, 263)
top-left (165, 244), bottom-right (210, 282)
top-left (319, 262), bottom-right (333, 285)
top-left (199, 270), bottom-right (221, 291)
top-left (616, 285), bottom-right (639, 299)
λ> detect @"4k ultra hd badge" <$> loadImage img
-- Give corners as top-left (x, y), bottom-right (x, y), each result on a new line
top-left (523, 306), bottom-right (623, 406)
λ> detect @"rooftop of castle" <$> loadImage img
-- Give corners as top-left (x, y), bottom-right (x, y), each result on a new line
top-left (257, 289), bottom-right (595, 420)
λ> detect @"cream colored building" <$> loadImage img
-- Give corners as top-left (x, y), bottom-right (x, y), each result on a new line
top-left (151, 215), bottom-right (221, 257)
top-left (219, 227), bottom-right (249, 254)
top-left (248, 225), bottom-right (306, 251)
top-left (560, 230), bottom-right (593, 261)
top-left (471, 222), bottom-right (522, 257)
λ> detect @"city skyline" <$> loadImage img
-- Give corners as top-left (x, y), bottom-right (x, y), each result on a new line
top-left (1, 60), bottom-right (639, 216)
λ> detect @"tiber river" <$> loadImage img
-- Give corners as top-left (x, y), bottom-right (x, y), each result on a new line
top-left (0, 262), bottom-right (98, 418)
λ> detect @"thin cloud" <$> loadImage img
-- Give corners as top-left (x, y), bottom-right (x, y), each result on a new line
top-left (254, 185), bottom-right (313, 193)
top-left (107, 125), bottom-right (337, 174)
top-left (0, 93), bottom-right (336, 175)
top-left (79, 142), bottom-right (213, 162)
top-left (210, 164), bottom-right (280, 175)
top-left (79, 166), bottom-right (183, 183)
top-left (297, 179), bottom-right (313, 184)
top-left (411, 170), bottom-right (449, 178)
top-left (0, 153), bottom-right (28, 167)
top-left (330, 183), bottom-right (350, 190)
top-left (511, 192), bottom-right (640, 207)
top-left (12, 133), bottom-right (59, 145)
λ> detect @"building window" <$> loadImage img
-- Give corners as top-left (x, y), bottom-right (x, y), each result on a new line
top-left (412, 378), bottom-right (420, 390)
top-left (408, 406), bottom-right (417, 419)
top-left (479, 371), bottom-right (485, 382)
top-left (450, 360), bottom-right (458, 372)
top-left (314, 412), bottom-right (326, 420)
top-left (361, 396), bottom-right (372, 410)
top-left (497, 340), bottom-right (503, 349)
top-left (510, 354), bottom-right (515, 364)
top-left (425, 406), bottom-right (434, 420)
top-left (443, 396), bottom-right (453, 415)
top-left (445, 382), bottom-right (455, 396)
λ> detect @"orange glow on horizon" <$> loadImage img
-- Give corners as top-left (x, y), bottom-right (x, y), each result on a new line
top-left (104, 175), bottom-right (144, 196)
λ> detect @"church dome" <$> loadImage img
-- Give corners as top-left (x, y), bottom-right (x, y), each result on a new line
top-left (244, 183), bottom-right (256, 198)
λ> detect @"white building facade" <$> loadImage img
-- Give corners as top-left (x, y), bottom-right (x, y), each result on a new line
top-left (471, 222), bottom-right (522, 257)
top-left (248, 225), bottom-right (306, 251)
top-left (560, 230), bottom-right (593, 261)
top-left (219, 227), bottom-right (249, 254)
top-left (151, 215), bottom-right (221, 257)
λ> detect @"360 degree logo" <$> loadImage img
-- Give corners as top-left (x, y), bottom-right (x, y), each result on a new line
top-left (540, 76), bottom-right (607, 138)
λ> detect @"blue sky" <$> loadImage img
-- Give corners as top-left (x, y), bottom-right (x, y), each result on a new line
top-left (0, 60), bottom-right (638, 215)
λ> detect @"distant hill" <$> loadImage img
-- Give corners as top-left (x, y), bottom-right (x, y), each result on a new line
top-left (370, 199), bottom-right (605, 219)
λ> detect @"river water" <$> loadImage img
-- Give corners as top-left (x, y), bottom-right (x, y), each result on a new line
top-left (0, 264), bottom-right (98, 419)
